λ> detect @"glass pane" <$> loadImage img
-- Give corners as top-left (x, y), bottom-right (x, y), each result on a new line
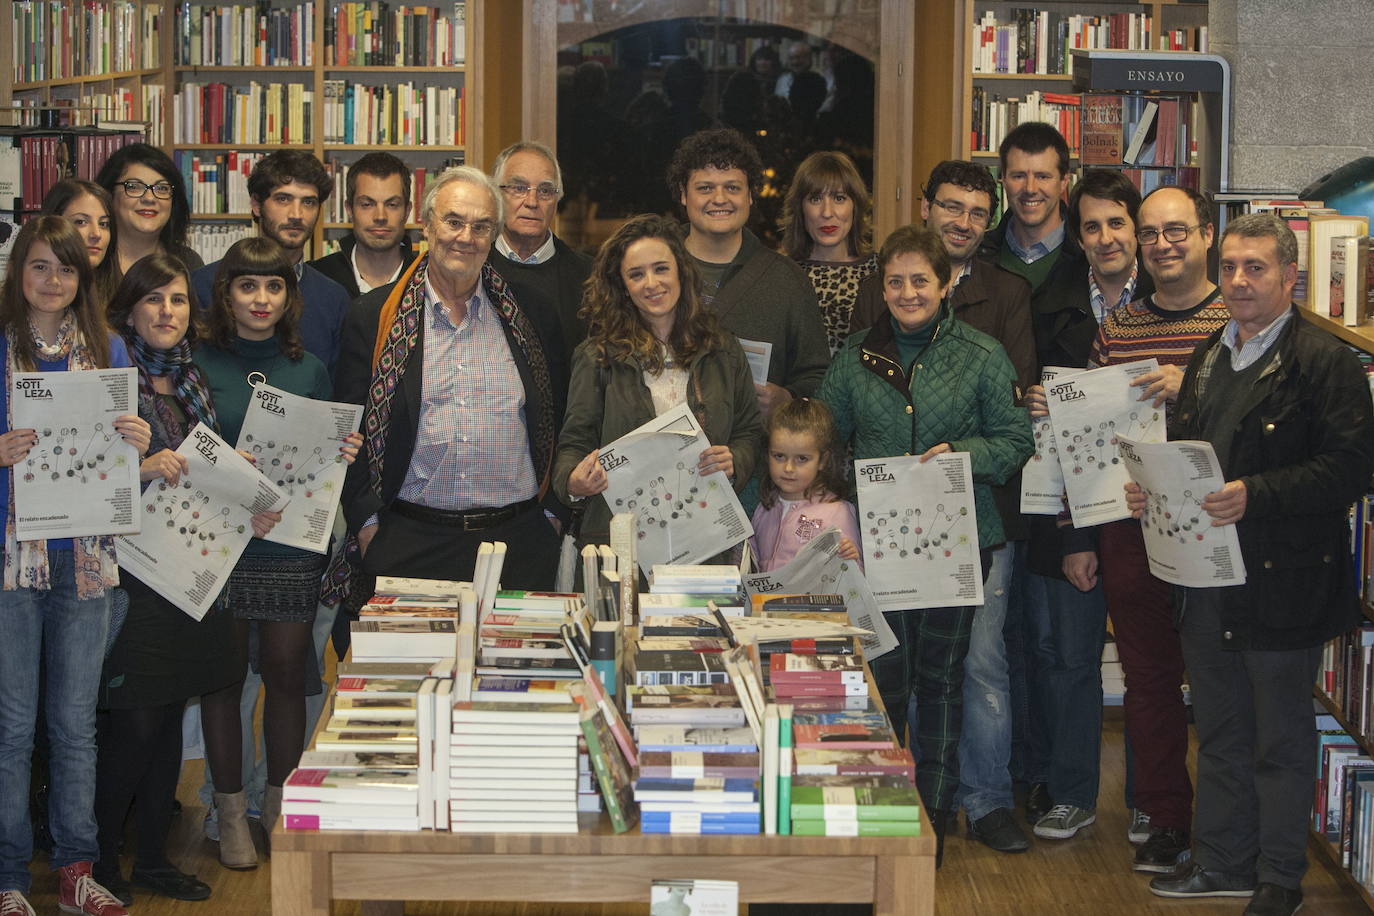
top-left (555, 0), bottom-right (879, 254)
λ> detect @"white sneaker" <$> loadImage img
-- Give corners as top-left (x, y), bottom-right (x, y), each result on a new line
top-left (1033, 804), bottom-right (1096, 840)
top-left (1128, 808), bottom-right (1151, 845)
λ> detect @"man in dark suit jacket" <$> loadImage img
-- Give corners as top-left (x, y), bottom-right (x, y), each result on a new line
top-left (310, 151), bottom-right (418, 300)
top-left (335, 165), bottom-right (561, 590)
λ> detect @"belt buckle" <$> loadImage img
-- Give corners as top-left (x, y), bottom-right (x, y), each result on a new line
top-left (462, 512), bottom-right (483, 532)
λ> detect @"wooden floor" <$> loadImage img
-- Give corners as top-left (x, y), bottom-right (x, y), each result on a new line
top-left (17, 716), bottom-right (1369, 915)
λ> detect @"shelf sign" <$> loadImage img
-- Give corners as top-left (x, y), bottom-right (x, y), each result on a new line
top-left (1074, 56), bottom-right (1226, 94)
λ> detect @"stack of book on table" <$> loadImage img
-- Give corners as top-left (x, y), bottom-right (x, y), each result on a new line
top-left (790, 784), bottom-right (923, 836)
top-left (349, 575), bottom-right (467, 662)
top-left (645, 564), bottom-right (745, 617)
top-left (447, 701), bottom-right (584, 834)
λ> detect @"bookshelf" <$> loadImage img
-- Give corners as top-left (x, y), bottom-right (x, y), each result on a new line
top-left (959, 1), bottom-right (1209, 168)
top-left (0, 1), bottom-right (504, 257)
top-left (0, 0), bottom-right (167, 142)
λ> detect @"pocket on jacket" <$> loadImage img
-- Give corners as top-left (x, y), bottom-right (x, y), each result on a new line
top-left (1257, 402), bottom-right (1311, 465)
top-left (1247, 528), bottom-right (1343, 630)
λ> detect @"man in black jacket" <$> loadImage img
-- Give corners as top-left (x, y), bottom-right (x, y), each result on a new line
top-left (310, 151), bottom-right (417, 300)
top-left (1138, 214), bottom-right (1374, 915)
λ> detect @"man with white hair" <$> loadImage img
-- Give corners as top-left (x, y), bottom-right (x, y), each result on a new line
top-left (333, 165), bottom-right (562, 587)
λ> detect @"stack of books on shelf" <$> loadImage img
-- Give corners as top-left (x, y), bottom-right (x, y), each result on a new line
top-left (321, 81), bottom-right (466, 147)
top-left (175, 1), bottom-right (316, 67)
top-left (11, 0), bottom-right (155, 83)
top-left (447, 700), bottom-right (584, 834)
top-left (284, 749), bottom-right (420, 832)
top-left (175, 81), bottom-right (315, 146)
top-left (325, 2), bottom-right (467, 67)
top-left (186, 224), bottom-right (254, 263)
top-left (1319, 623), bottom-right (1374, 738)
top-left (767, 652), bottom-right (867, 704)
top-left (0, 129), bottom-right (143, 213)
top-left (972, 9), bottom-right (1153, 75)
top-left (1313, 723), bottom-right (1374, 890)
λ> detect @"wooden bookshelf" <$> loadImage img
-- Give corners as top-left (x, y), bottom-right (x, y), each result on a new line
top-left (1311, 828), bottom-right (1374, 911)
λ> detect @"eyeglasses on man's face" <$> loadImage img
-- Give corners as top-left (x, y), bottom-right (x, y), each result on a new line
top-left (499, 183), bottom-right (560, 202)
top-left (119, 179), bottom-right (174, 200)
top-left (1136, 224), bottom-right (1201, 245)
top-left (930, 197), bottom-right (992, 227)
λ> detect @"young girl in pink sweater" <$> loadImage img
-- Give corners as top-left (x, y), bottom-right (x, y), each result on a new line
top-left (749, 398), bottom-right (861, 571)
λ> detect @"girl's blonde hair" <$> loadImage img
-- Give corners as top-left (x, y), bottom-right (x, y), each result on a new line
top-left (758, 397), bottom-right (848, 508)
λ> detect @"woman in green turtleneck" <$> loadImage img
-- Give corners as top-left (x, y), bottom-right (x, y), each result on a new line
top-left (193, 237), bottom-right (359, 864)
top-left (817, 224), bottom-right (1033, 865)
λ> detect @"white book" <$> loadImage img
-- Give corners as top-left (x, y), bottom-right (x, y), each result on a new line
top-left (448, 774), bottom-right (579, 790)
top-left (454, 620), bottom-right (475, 704)
top-left (480, 542), bottom-right (507, 613)
top-left (449, 810), bottom-right (578, 824)
top-left (581, 544), bottom-right (600, 614)
top-left (416, 677), bottom-right (436, 830)
top-left (449, 755), bottom-right (573, 771)
top-left (473, 542), bottom-right (494, 618)
top-left (449, 798), bottom-right (579, 812)
top-left (284, 811), bottom-right (420, 832)
top-left (446, 821), bottom-right (578, 834)
top-left (448, 786), bottom-right (577, 801)
top-left (282, 768), bottom-right (418, 804)
top-left (433, 677), bottom-right (453, 830)
top-left (282, 800), bottom-right (418, 819)
top-left (762, 704), bottom-right (779, 836)
top-left (296, 750), bottom-right (418, 770)
top-left (451, 732), bottom-right (580, 747)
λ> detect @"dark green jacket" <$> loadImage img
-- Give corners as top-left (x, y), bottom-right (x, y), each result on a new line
top-left (553, 336), bottom-right (762, 546)
top-left (818, 307), bottom-right (1034, 549)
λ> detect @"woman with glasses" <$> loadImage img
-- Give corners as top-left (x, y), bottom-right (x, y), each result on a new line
top-left (779, 150), bottom-right (876, 355)
top-left (94, 144), bottom-right (203, 277)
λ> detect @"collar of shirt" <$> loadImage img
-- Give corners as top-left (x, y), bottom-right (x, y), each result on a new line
top-left (495, 231), bottom-right (556, 265)
top-left (1221, 305), bottom-right (1294, 372)
top-left (425, 273), bottom-right (487, 331)
top-left (1088, 263), bottom-right (1138, 325)
top-left (350, 245), bottom-right (404, 295)
top-left (1006, 219), bottom-right (1065, 264)
top-left (949, 260), bottom-right (973, 292)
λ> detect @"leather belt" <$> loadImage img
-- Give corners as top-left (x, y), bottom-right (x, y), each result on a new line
top-left (388, 497), bottom-right (537, 532)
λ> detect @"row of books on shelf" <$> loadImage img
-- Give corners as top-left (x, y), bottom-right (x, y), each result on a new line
top-left (322, 81), bottom-right (466, 147)
top-left (324, 2), bottom-right (467, 68)
top-left (1320, 624), bottom-right (1374, 742)
top-left (287, 530), bottom-right (921, 838)
top-left (1081, 94), bottom-right (1197, 168)
top-left (324, 156), bottom-right (464, 226)
top-left (0, 128), bottom-right (143, 212)
top-left (175, 81), bottom-right (313, 146)
top-left (11, 0), bottom-right (161, 84)
top-left (1314, 719), bottom-right (1374, 893)
top-left (174, 1), bottom-right (316, 68)
top-left (971, 88), bottom-right (1080, 157)
top-left (186, 223), bottom-right (255, 264)
top-left (971, 10), bottom-right (1157, 76)
top-left (4, 87), bottom-right (158, 134)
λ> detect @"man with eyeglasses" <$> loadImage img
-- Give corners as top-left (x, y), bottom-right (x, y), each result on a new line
top-left (310, 151), bottom-right (418, 300)
top-left (332, 165), bottom-right (563, 593)
top-left (487, 141), bottom-right (589, 364)
top-left (849, 160), bottom-right (1037, 856)
top-left (193, 150), bottom-right (350, 374)
top-left (1058, 184), bottom-right (1230, 874)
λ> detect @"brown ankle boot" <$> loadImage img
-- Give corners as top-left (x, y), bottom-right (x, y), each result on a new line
top-left (260, 784), bottom-right (283, 855)
top-left (213, 791), bottom-right (258, 870)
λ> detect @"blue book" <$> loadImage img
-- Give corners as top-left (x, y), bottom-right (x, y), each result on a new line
top-left (641, 819), bottom-right (761, 835)
top-left (633, 778), bottom-right (758, 803)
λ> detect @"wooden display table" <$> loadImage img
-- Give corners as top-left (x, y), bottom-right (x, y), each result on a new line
top-left (271, 812), bottom-right (934, 914)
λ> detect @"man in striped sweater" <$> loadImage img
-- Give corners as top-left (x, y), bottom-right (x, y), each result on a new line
top-left (1061, 185), bottom-right (1230, 874)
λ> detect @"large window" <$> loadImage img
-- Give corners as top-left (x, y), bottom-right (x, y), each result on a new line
top-left (551, 1), bottom-right (881, 254)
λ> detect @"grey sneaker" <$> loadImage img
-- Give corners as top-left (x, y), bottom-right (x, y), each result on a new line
top-left (1033, 804), bottom-right (1096, 839)
top-left (1128, 808), bottom-right (1151, 844)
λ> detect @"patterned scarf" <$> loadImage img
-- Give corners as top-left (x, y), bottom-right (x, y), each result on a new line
top-left (125, 333), bottom-right (218, 450)
top-left (3, 325), bottom-right (118, 599)
top-left (320, 256), bottom-right (557, 608)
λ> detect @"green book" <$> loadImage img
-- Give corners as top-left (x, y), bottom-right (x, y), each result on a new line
top-left (790, 785), bottom-right (922, 822)
top-left (573, 686), bottom-right (637, 833)
top-left (778, 704), bottom-right (793, 835)
top-left (791, 818), bottom-right (921, 837)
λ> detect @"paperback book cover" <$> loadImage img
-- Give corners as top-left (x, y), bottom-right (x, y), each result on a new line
top-left (573, 686), bottom-right (638, 832)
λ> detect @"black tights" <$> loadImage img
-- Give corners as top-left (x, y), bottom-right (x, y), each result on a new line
top-left (201, 618), bottom-right (311, 792)
top-left (94, 702), bottom-right (184, 874)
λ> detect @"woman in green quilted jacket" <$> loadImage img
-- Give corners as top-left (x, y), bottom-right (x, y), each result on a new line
top-left (817, 224), bottom-right (1033, 864)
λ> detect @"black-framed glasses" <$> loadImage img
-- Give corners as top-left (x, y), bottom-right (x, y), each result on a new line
top-left (1136, 224), bottom-right (1202, 245)
top-left (119, 179), bottom-right (174, 200)
top-left (499, 182), bottom-right (560, 201)
top-left (930, 197), bottom-right (992, 227)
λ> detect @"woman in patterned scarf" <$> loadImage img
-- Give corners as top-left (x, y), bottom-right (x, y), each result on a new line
top-left (0, 216), bottom-right (151, 916)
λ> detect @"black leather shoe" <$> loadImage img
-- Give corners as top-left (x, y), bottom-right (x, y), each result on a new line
top-left (1244, 883), bottom-right (1303, 916)
top-left (131, 865), bottom-right (212, 901)
top-left (967, 808), bottom-right (1030, 853)
top-left (1133, 827), bottom-right (1190, 873)
top-left (1150, 862), bottom-right (1256, 899)
top-left (1024, 782), bottom-right (1053, 825)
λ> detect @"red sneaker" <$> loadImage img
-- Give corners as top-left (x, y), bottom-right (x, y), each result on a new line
top-left (0, 890), bottom-right (36, 916)
top-left (56, 863), bottom-right (128, 916)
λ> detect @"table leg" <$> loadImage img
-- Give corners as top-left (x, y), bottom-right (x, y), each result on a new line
top-left (271, 850), bottom-right (332, 916)
top-left (874, 854), bottom-right (928, 916)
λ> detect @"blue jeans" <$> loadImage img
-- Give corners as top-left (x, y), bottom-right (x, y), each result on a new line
top-left (0, 550), bottom-right (111, 893)
top-left (1023, 570), bottom-right (1107, 811)
top-left (955, 541), bottom-right (1016, 820)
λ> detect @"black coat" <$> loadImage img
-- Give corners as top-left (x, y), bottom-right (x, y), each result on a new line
top-left (309, 234), bottom-right (418, 302)
top-left (1172, 311), bottom-right (1374, 650)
